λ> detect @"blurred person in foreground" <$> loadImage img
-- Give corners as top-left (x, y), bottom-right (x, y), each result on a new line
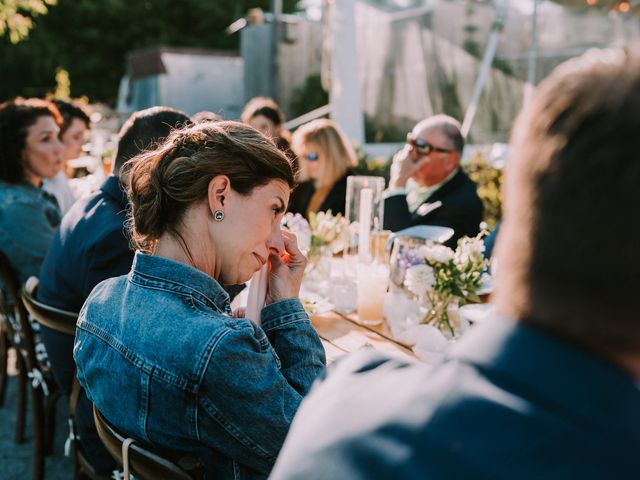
top-left (288, 119), bottom-right (357, 218)
top-left (0, 98), bottom-right (63, 283)
top-left (37, 106), bottom-right (192, 474)
top-left (241, 96), bottom-right (297, 169)
top-left (383, 114), bottom-right (483, 247)
top-left (74, 122), bottom-right (326, 479)
top-left (42, 99), bottom-right (91, 214)
top-left (270, 48), bottom-right (640, 479)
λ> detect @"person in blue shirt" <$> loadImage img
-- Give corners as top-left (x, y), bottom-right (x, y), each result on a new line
top-left (270, 47), bottom-right (640, 480)
top-left (74, 121), bottom-right (326, 479)
top-left (37, 106), bottom-right (192, 473)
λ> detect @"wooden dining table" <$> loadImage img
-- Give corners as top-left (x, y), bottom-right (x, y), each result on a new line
top-left (310, 309), bottom-right (416, 363)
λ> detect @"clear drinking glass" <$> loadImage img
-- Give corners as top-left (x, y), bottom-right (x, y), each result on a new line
top-left (356, 262), bottom-right (389, 325)
top-left (345, 176), bottom-right (386, 259)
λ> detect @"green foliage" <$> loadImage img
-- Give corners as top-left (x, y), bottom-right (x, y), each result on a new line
top-left (463, 149), bottom-right (503, 228)
top-left (0, 0), bottom-right (300, 103)
top-left (364, 114), bottom-right (408, 143)
top-left (353, 145), bottom-right (390, 184)
top-left (289, 74), bottom-right (328, 119)
top-left (0, 0), bottom-right (56, 43)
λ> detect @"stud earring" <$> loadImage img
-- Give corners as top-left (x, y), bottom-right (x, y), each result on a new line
top-left (213, 210), bottom-right (225, 222)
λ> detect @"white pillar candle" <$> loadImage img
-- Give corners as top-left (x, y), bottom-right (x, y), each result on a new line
top-left (358, 187), bottom-right (373, 262)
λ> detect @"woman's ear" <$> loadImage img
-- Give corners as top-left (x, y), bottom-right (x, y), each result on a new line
top-left (207, 175), bottom-right (231, 213)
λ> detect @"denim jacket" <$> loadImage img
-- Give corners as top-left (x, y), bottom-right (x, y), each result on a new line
top-left (0, 180), bottom-right (61, 283)
top-left (74, 252), bottom-right (326, 479)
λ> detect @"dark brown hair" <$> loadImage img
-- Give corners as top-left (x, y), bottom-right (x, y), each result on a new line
top-left (128, 121), bottom-right (294, 252)
top-left (52, 99), bottom-right (91, 135)
top-left (241, 97), bottom-right (285, 126)
top-left (495, 47), bottom-right (640, 355)
top-left (0, 98), bottom-right (63, 184)
top-left (114, 106), bottom-right (192, 175)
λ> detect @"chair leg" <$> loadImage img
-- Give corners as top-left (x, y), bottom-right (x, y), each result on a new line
top-left (44, 389), bottom-right (60, 455)
top-left (15, 352), bottom-right (27, 443)
top-left (0, 330), bottom-right (7, 406)
top-left (31, 383), bottom-right (45, 480)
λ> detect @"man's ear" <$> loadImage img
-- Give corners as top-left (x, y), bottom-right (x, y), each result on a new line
top-left (207, 175), bottom-right (231, 213)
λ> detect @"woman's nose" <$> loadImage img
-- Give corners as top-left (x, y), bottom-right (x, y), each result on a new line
top-left (267, 224), bottom-right (285, 254)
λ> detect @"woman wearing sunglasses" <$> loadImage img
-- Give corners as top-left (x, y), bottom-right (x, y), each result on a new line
top-left (288, 119), bottom-right (357, 219)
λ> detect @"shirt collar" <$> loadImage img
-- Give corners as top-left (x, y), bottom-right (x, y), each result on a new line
top-left (100, 175), bottom-right (129, 209)
top-left (130, 252), bottom-right (232, 315)
top-left (407, 168), bottom-right (459, 213)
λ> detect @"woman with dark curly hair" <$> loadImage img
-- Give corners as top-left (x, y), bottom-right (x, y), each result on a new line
top-left (0, 97), bottom-right (64, 282)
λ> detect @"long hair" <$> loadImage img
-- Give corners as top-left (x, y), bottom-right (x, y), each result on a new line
top-left (292, 119), bottom-right (357, 188)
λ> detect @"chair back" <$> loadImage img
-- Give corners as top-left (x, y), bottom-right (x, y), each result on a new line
top-left (93, 406), bottom-right (203, 480)
top-left (21, 277), bottom-right (77, 336)
top-left (0, 252), bottom-right (38, 366)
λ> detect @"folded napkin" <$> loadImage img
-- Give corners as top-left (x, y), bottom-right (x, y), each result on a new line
top-left (245, 264), bottom-right (269, 326)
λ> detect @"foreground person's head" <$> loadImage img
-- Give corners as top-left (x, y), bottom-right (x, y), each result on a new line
top-left (495, 47), bottom-right (640, 362)
top-left (128, 121), bottom-right (295, 285)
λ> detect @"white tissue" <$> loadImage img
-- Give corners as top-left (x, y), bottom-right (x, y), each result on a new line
top-left (245, 264), bottom-right (269, 326)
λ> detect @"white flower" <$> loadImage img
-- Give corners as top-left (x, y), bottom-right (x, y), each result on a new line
top-left (454, 236), bottom-right (485, 267)
top-left (404, 264), bottom-right (436, 297)
top-left (418, 244), bottom-right (454, 264)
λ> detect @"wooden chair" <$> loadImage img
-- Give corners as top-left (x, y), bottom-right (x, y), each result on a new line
top-left (93, 406), bottom-right (205, 480)
top-left (0, 255), bottom-right (59, 480)
top-left (0, 253), bottom-right (28, 442)
top-left (22, 277), bottom-right (111, 480)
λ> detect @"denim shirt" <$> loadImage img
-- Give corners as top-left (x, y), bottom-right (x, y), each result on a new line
top-left (0, 180), bottom-right (61, 283)
top-left (74, 252), bottom-right (326, 479)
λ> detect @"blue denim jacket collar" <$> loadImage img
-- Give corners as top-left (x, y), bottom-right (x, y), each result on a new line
top-left (130, 251), bottom-right (232, 315)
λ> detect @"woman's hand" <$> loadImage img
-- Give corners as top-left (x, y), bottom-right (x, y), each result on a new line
top-left (266, 231), bottom-right (307, 305)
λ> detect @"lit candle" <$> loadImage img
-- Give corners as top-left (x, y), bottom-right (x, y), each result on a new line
top-left (358, 187), bottom-right (373, 262)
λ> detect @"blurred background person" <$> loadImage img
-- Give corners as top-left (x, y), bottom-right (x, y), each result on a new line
top-left (288, 118), bottom-right (357, 219)
top-left (42, 99), bottom-right (91, 214)
top-left (37, 106), bottom-right (192, 474)
top-left (74, 121), bottom-right (326, 479)
top-left (383, 114), bottom-right (483, 248)
top-left (193, 110), bottom-right (222, 123)
top-left (0, 97), bottom-right (63, 283)
top-left (241, 96), bottom-right (297, 171)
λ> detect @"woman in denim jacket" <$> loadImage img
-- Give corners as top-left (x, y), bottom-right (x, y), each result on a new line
top-left (74, 122), bottom-right (327, 479)
top-left (0, 98), bottom-right (64, 283)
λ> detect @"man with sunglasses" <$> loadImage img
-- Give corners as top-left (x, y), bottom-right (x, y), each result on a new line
top-left (383, 114), bottom-right (483, 246)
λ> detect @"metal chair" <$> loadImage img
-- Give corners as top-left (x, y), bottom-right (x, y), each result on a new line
top-left (22, 277), bottom-right (111, 480)
top-left (93, 406), bottom-right (205, 480)
top-left (0, 254), bottom-right (59, 480)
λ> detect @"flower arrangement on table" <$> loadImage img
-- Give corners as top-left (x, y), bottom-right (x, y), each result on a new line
top-left (282, 211), bottom-right (350, 259)
top-left (403, 234), bottom-right (488, 337)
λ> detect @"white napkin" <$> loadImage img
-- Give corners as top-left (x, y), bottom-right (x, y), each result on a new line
top-left (245, 264), bottom-right (269, 326)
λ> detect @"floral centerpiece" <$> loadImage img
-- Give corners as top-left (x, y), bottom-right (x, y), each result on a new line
top-left (403, 234), bottom-right (488, 337)
top-left (282, 211), bottom-right (350, 258)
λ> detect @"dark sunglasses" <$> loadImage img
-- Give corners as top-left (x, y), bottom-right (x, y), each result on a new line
top-left (303, 152), bottom-right (319, 161)
top-left (406, 133), bottom-right (454, 156)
